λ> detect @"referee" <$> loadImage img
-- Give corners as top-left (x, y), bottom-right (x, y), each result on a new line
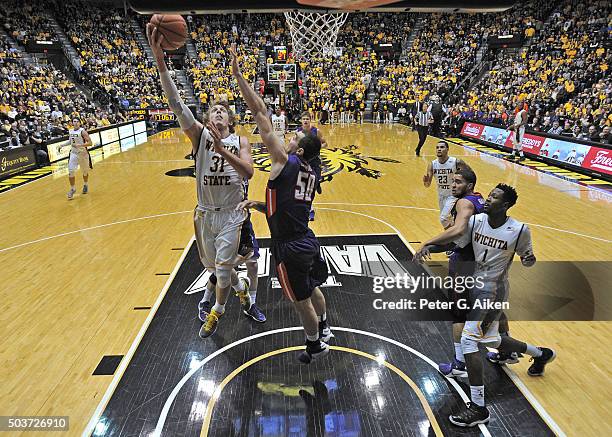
top-left (414, 101), bottom-right (433, 156)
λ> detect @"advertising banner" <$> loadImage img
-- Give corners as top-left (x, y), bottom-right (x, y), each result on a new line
top-left (100, 127), bottom-right (120, 145)
top-left (0, 146), bottom-right (37, 179)
top-left (460, 121), bottom-right (612, 177)
top-left (119, 124), bottom-right (134, 139)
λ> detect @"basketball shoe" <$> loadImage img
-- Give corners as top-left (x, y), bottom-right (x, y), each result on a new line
top-left (199, 309), bottom-right (222, 338)
top-left (527, 347), bottom-right (556, 376)
top-left (439, 358), bottom-right (467, 377)
top-left (450, 402), bottom-right (490, 427)
top-left (486, 351), bottom-right (522, 365)
top-left (298, 340), bottom-right (329, 364)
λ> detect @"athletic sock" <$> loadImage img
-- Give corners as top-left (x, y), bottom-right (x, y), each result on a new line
top-left (525, 344), bottom-right (542, 358)
top-left (212, 302), bottom-right (225, 315)
top-left (203, 288), bottom-right (214, 303)
top-left (70, 185), bottom-right (75, 190)
top-left (454, 342), bottom-right (465, 362)
top-left (248, 289), bottom-right (257, 305)
top-left (306, 333), bottom-right (319, 342)
top-left (470, 385), bottom-right (485, 407)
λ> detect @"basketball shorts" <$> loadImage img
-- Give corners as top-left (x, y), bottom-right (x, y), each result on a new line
top-left (272, 229), bottom-right (328, 302)
top-left (193, 207), bottom-right (247, 272)
top-left (438, 194), bottom-right (457, 227)
top-left (462, 281), bottom-right (508, 344)
top-left (513, 128), bottom-right (525, 150)
top-left (68, 148), bottom-right (91, 175)
top-left (239, 213), bottom-right (259, 260)
top-left (447, 246), bottom-right (476, 323)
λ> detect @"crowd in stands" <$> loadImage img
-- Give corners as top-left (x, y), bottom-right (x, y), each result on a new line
top-left (186, 13), bottom-right (289, 115)
top-left (0, 50), bottom-right (128, 155)
top-left (452, 0), bottom-right (611, 142)
top-left (0, 0), bottom-right (57, 47)
top-left (1, 0), bottom-right (611, 157)
top-left (58, 1), bottom-right (165, 109)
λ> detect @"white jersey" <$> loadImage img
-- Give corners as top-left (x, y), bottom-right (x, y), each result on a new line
top-left (469, 213), bottom-right (532, 288)
top-left (69, 128), bottom-right (86, 151)
top-left (432, 156), bottom-right (457, 198)
top-left (195, 129), bottom-right (245, 211)
top-left (271, 114), bottom-right (287, 137)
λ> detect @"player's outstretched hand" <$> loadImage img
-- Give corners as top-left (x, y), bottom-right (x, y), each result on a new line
top-left (146, 24), bottom-right (164, 62)
top-left (230, 44), bottom-right (241, 78)
top-left (413, 245), bottom-right (432, 264)
top-left (236, 199), bottom-right (259, 211)
top-left (520, 253), bottom-right (536, 267)
top-left (206, 122), bottom-right (224, 153)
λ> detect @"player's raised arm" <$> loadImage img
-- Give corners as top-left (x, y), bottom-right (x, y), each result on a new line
top-left (147, 24), bottom-right (203, 151)
top-left (230, 45), bottom-right (287, 166)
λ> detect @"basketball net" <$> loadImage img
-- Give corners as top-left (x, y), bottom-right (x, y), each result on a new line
top-left (284, 11), bottom-right (349, 60)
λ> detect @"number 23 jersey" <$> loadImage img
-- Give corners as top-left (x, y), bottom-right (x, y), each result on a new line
top-left (195, 129), bottom-right (245, 210)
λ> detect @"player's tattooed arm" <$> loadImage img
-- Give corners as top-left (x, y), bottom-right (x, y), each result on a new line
top-left (236, 200), bottom-right (266, 214)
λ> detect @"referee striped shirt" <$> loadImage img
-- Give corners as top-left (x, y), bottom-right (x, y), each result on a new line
top-left (417, 109), bottom-right (431, 127)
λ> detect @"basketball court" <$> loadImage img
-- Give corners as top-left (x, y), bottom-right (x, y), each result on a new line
top-left (1, 123), bottom-right (610, 436)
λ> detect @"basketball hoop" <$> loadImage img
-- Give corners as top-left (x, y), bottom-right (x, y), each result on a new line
top-left (284, 11), bottom-right (349, 60)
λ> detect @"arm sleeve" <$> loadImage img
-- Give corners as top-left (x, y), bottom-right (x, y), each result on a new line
top-left (159, 71), bottom-right (196, 130)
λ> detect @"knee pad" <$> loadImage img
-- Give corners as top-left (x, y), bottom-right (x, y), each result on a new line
top-left (208, 272), bottom-right (217, 286)
top-left (215, 268), bottom-right (231, 289)
top-left (461, 334), bottom-right (480, 355)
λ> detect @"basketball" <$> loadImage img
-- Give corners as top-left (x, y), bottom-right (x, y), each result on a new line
top-left (149, 14), bottom-right (187, 50)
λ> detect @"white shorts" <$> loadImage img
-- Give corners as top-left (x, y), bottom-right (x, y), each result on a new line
top-left (463, 319), bottom-right (500, 344)
top-left (513, 128), bottom-right (525, 150)
top-left (68, 148), bottom-right (90, 176)
top-left (193, 207), bottom-right (247, 272)
top-left (438, 194), bottom-right (457, 227)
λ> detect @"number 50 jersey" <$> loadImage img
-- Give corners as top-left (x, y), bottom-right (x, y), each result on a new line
top-left (195, 129), bottom-right (246, 211)
top-left (266, 154), bottom-right (319, 241)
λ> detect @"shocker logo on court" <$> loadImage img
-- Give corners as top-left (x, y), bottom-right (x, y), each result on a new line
top-left (165, 145), bottom-right (401, 181)
top-left (252, 143), bottom-right (400, 181)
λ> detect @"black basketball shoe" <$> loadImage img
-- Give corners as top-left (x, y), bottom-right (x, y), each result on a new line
top-left (527, 347), bottom-right (556, 376)
top-left (298, 339), bottom-right (329, 364)
top-left (449, 402), bottom-right (490, 427)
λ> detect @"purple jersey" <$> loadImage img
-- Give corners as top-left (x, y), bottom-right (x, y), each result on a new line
top-left (297, 126), bottom-right (318, 136)
top-left (266, 154), bottom-right (319, 241)
top-left (451, 192), bottom-right (485, 259)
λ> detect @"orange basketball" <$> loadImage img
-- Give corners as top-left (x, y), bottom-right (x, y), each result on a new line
top-left (149, 14), bottom-right (187, 50)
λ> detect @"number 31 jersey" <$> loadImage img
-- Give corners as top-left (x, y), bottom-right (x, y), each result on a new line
top-left (266, 154), bottom-right (319, 241)
top-left (195, 129), bottom-right (245, 210)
